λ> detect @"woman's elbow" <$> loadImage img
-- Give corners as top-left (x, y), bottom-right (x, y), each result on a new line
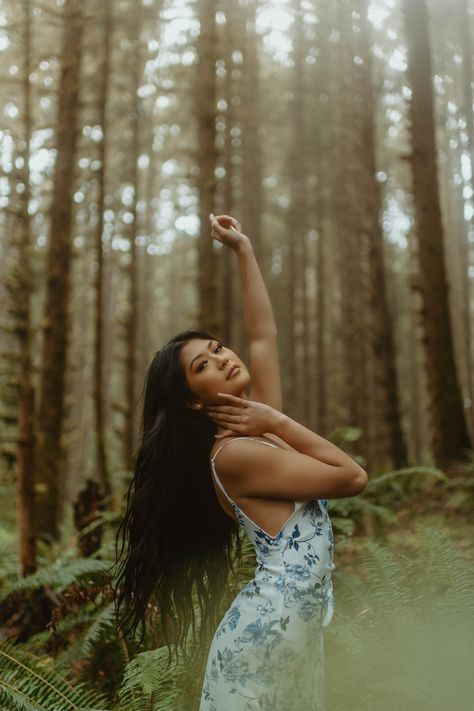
top-left (348, 466), bottom-right (368, 496)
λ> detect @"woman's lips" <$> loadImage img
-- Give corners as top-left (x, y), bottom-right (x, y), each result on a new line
top-left (227, 365), bottom-right (240, 379)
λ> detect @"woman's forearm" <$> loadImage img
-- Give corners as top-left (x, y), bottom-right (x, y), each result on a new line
top-left (272, 413), bottom-right (367, 480)
top-left (235, 237), bottom-right (277, 340)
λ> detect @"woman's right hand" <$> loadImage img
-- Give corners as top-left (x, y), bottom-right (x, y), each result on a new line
top-left (209, 213), bottom-right (250, 252)
top-left (205, 393), bottom-right (284, 439)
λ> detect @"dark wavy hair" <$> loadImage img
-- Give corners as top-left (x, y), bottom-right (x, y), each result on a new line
top-left (113, 329), bottom-right (243, 662)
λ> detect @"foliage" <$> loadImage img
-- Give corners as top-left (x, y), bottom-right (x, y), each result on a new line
top-left (1, 510), bottom-right (473, 710)
top-left (326, 522), bottom-right (474, 711)
top-left (0, 637), bottom-right (109, 711)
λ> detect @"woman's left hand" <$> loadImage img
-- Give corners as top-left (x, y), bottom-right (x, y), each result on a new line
top-left (209, 214), bottom-right (249, 250)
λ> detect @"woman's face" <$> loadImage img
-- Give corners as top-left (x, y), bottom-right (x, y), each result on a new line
top-left (180, 337), bottom-right (250, 407)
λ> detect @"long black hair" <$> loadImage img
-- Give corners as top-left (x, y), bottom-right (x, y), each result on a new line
top-left (113, 329), bottom-right (242, 662)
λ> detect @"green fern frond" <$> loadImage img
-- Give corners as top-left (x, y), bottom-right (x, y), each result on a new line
top-left (0, 558), bottom-right (113, 602)
top-left (78, 511), bottom-right (123, 539)
top-left (366, 465), bottom-right (447, 488)
top-left (55, 603), bottom-right (117, 672)
top-left (117, 645), bottom-right (187, 711)
top-left (24, 608), bottom-right (102, 654)
top-left (0, 638), bottom-right (109, 710)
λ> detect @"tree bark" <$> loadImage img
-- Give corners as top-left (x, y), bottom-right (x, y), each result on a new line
top-left (288, 0), bottom-right (310, 424)
top-left (123, 0), bottom-right (141, 468)
top-left (334, 0), bottom-right (369, 461)
top-left (241, 0), bottom-right (264, 271)
top-left (355, 0), bottom-right (408, 470)
top-left (92, 0), bottom-right (112, 500)
top-left (35, 0), bottom-right (83, 542)
top-left (402, 0), bottom-right (471, 466)
top-left (458, 0), bottom-right (474, 437)
top-left (220, 0), bottom-right (239, 347)
top-left (195, 0), bottom-right (219, 334)
top-left (16, 0), bottom-right (37, 576)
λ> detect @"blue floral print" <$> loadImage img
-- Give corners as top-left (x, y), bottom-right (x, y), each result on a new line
top-left (200, 437), bottom-right (336, 711)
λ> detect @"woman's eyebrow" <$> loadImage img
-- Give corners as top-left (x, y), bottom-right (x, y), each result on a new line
top-left (189, 340), bottom-right (213, 371)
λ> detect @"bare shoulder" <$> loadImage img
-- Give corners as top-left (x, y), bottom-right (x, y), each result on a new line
top-left (261, 432), bottom-right (296, 451)
top-left (210, 432), bottom-right (366, 501)
top-left (210, 433), bottom-right (295, 462)
top-left (209, 434), bottom-right (293, 483)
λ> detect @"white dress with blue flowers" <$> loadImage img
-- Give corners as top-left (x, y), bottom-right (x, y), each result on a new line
top-left (200, 436), bottom-right (336, 711)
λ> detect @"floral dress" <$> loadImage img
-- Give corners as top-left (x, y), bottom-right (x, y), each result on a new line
top-left (200, 436), bottom-right (336, 711)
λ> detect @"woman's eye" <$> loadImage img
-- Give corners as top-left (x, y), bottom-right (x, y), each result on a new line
top-left (197, 344), bottom-right (223, 372)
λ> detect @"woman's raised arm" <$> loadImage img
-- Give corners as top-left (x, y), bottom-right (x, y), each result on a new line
top-left (210, 214), bottom-right (282, 410)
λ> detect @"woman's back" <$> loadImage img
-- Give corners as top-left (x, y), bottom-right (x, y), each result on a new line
top-left (209, 434), bottom-right (300, 538)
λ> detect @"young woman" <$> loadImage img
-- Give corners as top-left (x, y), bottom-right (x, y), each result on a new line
top-left (114, 214), bottom-right (368, 710)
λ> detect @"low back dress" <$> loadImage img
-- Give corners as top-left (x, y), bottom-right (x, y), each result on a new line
top-left (199, 436), bottom-right (336, 711)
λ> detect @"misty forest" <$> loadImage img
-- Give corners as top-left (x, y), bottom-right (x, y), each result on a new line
top-left (0, 0), bottom-right (473, 709)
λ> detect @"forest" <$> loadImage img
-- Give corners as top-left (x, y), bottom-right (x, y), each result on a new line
top-left (0, 0), bottom-right (473, 709)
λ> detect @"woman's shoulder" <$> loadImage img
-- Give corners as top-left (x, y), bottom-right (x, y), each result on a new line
top-left (210, 432), bottom-right (295, 461)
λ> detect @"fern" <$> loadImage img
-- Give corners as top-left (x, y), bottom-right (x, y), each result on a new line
top-left (54, 603), bottom-right (118, 673)
top-left (0, 558), bottom-right (113, 602)
top-left (326, 521), bottom-right (474, 711)
top-left (117, 646), bottom-right (187, 711)
top-left (366, 465), bottom-right (447, 489)
top-left (0, 638), bottom-right (109, 710)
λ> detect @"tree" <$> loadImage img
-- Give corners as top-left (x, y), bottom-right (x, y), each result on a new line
top-left (195, 0), bottom-right (219, 333)
top-left (14, 0), bottom-right (37, 574)
top-left (287, 0), bottom-right (311, 423)
top-left (35, 0), bottom-right (83, 542)
top-left (92, 0), bottom-right (113, 503)
top-left (402, 0), bottom-right (471, 466)
top-left (123, 0), bottom-right (142, 467)
top-left (458, 0), bottom-right (474, 436)
top-left (354, 0), bottom-right (408, 470)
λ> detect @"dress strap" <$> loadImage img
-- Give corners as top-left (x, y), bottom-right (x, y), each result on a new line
top-left (210, 437), bottom-right (279, 506)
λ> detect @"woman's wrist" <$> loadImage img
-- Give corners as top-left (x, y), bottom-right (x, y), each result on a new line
top-left (234, 235), bottom-right (252, 255)
top-left (270, 411), bottom-right (290, 436)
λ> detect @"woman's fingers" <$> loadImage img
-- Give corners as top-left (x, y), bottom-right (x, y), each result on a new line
top-left (213, 215), bottom-right (241, 230)
top-left (216, 392), bottom-right (247, 404)
top-left (210, 406), bottom-right (242, 415)
top-left (211, 412), bottom-right (241, 422)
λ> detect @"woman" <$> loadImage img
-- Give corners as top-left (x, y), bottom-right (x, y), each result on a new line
top-left (114, 214), bottom-right (368, 710)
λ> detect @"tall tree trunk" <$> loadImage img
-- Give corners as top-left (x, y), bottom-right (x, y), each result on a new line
top-left (311, 0), bottom-right (334, 437)
top-left (241, 0), bottom-right (264, 270)
top-left (195, 0), bottom-right (219, 334)
top-left (124, 0), bottom-right (141, 467)
top-left (220, 0), bottom-right (238, 346)
top-left (35, 0), bottom-right (83, 542)
top-left (355, 0), bottom-right (408, 470)
top-left (458, 0), bottom-right (474, 437)
top-left (16, 0), bottom-right (37, 575)
top-left (72, 0), bottom-right (113, 556)
top-left (288, 0), bottom-right (310, 424)
top-left (402, 0), bottom-right (471, 467)
top-left (334, 0), bottom-right (368, 461)
top-left (93, 0), bottom-right (112, 499)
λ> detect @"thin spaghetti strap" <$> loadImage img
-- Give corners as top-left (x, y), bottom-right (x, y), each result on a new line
top-left (211, 436), bottom-right (278, 461)
top-left (210, 437), bottom-right (279, 507)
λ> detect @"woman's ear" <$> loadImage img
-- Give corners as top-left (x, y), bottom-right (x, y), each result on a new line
top-left (187, 401), bottom-right (203, 411)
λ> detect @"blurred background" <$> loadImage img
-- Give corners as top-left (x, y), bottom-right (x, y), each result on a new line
top-left (0, 0), bottom-right (473, 709)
